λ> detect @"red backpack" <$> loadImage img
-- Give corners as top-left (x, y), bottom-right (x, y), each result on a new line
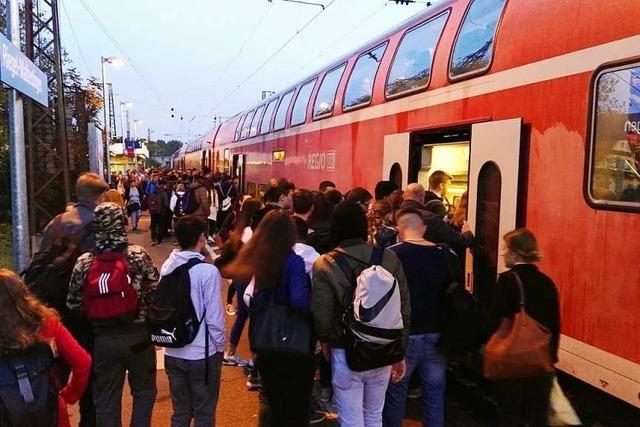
top-left (83, 252), bottom-right (138, 325)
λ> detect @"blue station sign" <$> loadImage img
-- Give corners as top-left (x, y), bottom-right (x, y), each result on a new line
top-left (0, 33), bottom-right (48, 106)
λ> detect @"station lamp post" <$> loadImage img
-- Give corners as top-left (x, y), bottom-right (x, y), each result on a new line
top-left (133, 119), bottom-right (143, 140)
top-left (101, 56), bottom-right (123, 182)
top-left (120, 101), bottom-right (133, 142)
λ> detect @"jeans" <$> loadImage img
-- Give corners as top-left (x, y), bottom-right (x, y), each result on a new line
top-left (496, 374), bottom-right (553, 427)
top-left (130, 209), bottom-right (141, 229)
top-left (383, 333), bottom-right (446, 427)
top-left (92, 326), bottom-right (157, 427)
top-left (332, 348), bottom-right (392, 427)
top-left (229, 282), bottom-right (248, 347)
top-left (257, 351), bottom-right (316, 426)
top-left (165, 353), bottom-right (223, 427)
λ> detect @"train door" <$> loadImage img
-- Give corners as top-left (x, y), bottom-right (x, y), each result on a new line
top-left (232, 154), bottom-right (246, 194)
top-left (466, 118), bottom-right (522, 307)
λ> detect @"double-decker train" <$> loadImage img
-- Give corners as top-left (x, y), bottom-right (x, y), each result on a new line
top-left (175, 0), bottom-right (640, 407)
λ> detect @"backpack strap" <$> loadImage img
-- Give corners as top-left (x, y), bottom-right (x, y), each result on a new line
top-left (369, 246), bottom-right (384, 266)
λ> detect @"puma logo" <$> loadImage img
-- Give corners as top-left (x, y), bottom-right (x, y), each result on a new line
top-left (152, 328), bottom-right (177, 344)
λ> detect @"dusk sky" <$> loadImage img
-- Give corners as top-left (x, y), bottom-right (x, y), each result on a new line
top-left (59, 0), bottom-right (434, 143)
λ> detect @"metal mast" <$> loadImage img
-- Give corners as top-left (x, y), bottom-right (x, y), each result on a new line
top-left (24, 0), bottom-right (71, 237)
top-left (108, 83), bottom-right (117, 139)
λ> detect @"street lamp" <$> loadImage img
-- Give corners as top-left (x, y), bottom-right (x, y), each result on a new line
top-left (119, 101), bottom-right (133, 142)
top-left (101, 56), bottom-right (123, 182)
top-left (133, 119), bottom-right (143, 139)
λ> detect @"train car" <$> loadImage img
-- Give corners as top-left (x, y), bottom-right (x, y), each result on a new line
top-left (175, 126), bottom-right (220, 171)
top-left (198, 0), bottom-right (640, 406)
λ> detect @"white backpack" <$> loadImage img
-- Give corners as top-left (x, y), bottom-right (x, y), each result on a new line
top-left (332, 246), bottom-right (405, 371)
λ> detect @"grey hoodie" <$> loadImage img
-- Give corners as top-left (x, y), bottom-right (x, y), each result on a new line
top-left (161, 250), bottom-right (225, 360)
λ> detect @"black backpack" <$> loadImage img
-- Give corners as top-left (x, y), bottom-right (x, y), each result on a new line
top-left (0, 343), bottom-right (58, 427)
top-left (173, 193), bottom-right (186, 218)
top-left (146, 258), bottom-right (204, 348)
top-left (23, 215), bottom-right (91, 316)
top-left (183, 188), bottom-right (200, 214)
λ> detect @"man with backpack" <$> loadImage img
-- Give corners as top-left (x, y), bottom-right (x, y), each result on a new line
top-left (312, 201), bottom-right (411, 427)
top-left (187, 174), bottom-right (211, 223)
top-left (67, 203), bottom-right (159, 427)
top-left (382, 208), bottom-right (461, 427)
top-left (23, 172), bottom-right (108, 427)
top-left (151, 215), bottom-right (225, 426)
top-left (215, 173), bottom-right (237, 228)
top-left (148, 179), bottom-right (170, 246)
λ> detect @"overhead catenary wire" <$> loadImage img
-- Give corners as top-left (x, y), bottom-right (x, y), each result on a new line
top-left (205, 0), bottom-right (337, 118)
top-left (76, 0), bottom-right (164, 102)
top-left (60, 0), bottom-right (93, 76)
top-left (187, 4), bottom-right (275, 125)
top-left (285, 0), bottom-right (391, 83)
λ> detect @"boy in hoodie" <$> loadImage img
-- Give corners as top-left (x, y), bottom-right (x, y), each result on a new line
top-left (160, 215), bottom-right (226, 427)
top-left (67, 202), bottom-right (159, 427)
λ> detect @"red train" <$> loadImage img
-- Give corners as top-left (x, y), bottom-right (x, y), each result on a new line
top-left (176, 0), bottom-right (640, 406)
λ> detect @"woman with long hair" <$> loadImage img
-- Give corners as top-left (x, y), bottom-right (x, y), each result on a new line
top-left (225, 210), bottom-right (315, 426)
top-left (216, 198), bottom-right (263, 367)
top-left (125, 178), bottom-right (143, 231)
top-left (0, 269), bottom-right (91, 427)
top-left (486, 229), bottom-right (560, 427)
top-left (367, 199), bottom-right (398, 248)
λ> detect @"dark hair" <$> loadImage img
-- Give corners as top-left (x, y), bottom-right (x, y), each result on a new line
top-left (504, 228), bottom-right (542, 262)
top-left (374, 181), bottom-right (398, 201)
top-left (175, 216), bottom-right (206, 249)
top-left (319, 180), bottom-right (336, 192)
top-left (394, 207), bottom-right (425, 224)
top-left (331, 202), bottom-right (368, 243)
top-left (263, 178), bottom-right (295, 203)
top-left (324, 189), bottom-right (343, 207)
top-left (75, 172), bottom-right (108, 202)
top-left (293, 216), bottom-right (309, 243)
top-left (428, 170), bottom-right (452, 190)
top-left (309, 191), bottom-right (333, 225)
top-left (345, 187), bottom-right (373, 205)
top-left (224, 210), bottom-right (296, 287)
top-left (292, 189), bottom-right (314, 215)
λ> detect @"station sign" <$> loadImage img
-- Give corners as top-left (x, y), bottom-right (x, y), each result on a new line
top-left (0, 33), bottom-right (48, 106)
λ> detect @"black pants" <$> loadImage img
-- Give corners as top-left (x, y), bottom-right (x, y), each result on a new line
top-left (496, 374), bottom-right (554, 427)
top-left (93, 327), bottom-right (157, 427)
top-left (150, 213), bottom-right (167, 243)
top-left (207, 219), bottom-right (217, 237)
top-left (64, 319), bottom-right (96, 427)
top-left (256, 351), bottom-right (315, 427)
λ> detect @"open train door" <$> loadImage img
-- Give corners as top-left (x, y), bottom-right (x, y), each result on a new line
top-left (232, 154), bottom-right (246, 194)
top-left (466, 118), bottom-right (522, 308)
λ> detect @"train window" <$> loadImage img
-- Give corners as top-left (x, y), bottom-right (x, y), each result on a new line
top-left (249, 105), bottom-right (265, 137)
top-left (343, 42), bottom-right (388, 111)
top-left (240, 109), bottom-right (255, 140)
top-left (291, 78), bottom-right (317, 126)
top-left (274, 90), bottom-right (295, 131)
top-left (260, 98), bottom-right (279, 135)
top-left (589, 63), bottom-right (640, 209)
top-left (386, 12), bottom-right (449, 98)
top-left (313, 63), bottom-right (346, 119)
top-left (234, 113), bottom-right (247, 142)
top-left (450, 0), bottom-right (506, 80)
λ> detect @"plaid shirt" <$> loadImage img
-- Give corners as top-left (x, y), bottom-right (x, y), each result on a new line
top-left (67, 244), bottom-right (159, 324)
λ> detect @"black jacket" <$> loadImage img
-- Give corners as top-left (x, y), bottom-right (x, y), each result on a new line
top-left (424, 191), bottom-right (448, 218)
top-left (399, 199), bottom-right (473, 249)
top-left (486, 264), bottom-right (561, 362)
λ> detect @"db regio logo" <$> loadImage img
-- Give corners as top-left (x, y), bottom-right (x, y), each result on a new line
top-left (307, 150), bottom-right (336, 171)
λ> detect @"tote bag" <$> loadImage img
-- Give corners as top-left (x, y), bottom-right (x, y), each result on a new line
top-left (483, 272), bottom-right (554, 380)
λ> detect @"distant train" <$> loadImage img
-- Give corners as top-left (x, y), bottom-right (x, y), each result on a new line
top-left (174, 0), bottom-right (640, 407)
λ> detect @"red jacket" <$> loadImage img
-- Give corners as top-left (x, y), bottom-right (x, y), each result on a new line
top-left (39, 317), bottom-right (91, 427)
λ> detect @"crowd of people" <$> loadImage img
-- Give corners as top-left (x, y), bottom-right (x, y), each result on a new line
top-left (0, 168), bottom-right (561, 427)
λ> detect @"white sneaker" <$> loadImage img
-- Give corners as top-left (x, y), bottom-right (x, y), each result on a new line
top-left (223, 353), bottom-right (248, 367)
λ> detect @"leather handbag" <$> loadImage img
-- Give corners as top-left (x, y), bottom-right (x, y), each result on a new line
top-left (483, 272), bottom-right (555, 380)
top-left (248, 290), bottom-right (314, 355)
